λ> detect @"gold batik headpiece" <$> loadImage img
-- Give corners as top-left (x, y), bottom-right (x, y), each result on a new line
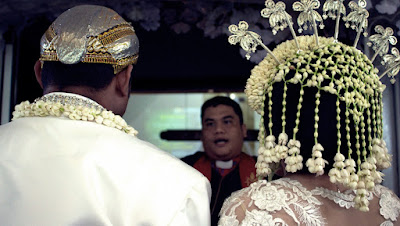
top-left (40, 5), bottom-right (139, 74)
top-left (228, 0), bottom-right (398, 211)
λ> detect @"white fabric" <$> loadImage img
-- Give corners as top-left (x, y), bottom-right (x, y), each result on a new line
top-left (216, 160), bottom-right (233, 169)
top-left (0, 112), bottom-right (211, 225)
top-left (219, 178), bottom-right (400, 226)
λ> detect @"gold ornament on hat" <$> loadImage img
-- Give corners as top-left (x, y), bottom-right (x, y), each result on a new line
top-left (39, 5), bottom-right (139, 74)
top-left (228, 0), bottom-right (398, 212)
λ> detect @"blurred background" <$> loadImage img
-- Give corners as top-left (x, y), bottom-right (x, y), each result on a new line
top-left (0, 0), bottom-right (399, 194)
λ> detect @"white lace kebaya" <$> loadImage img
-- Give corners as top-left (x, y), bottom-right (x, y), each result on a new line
top-left (12, 92), bottom-right (138, 136)
top-left (219, 178), bottom-right (400, 226)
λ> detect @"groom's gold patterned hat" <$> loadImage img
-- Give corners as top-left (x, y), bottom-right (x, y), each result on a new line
top-left (40, 5), bottom-right (139, 74)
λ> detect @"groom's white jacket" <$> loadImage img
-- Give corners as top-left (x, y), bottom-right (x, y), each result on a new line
top-left (0, 113), bottom-right (211, 226)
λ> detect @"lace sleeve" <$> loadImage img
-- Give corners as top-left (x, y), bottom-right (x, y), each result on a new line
top-left (375, 185), bottom-right (400, 223)
top-left (218, 180), bottom-right (291, 226)
top-left (218, 188), bottom-right (249, 226)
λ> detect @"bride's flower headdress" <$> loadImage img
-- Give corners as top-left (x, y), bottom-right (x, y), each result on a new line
top-left (228, 0), bottom-right (398, 211)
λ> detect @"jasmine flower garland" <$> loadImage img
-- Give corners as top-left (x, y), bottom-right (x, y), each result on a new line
top-left (11, 93), bottom-right (138, 137)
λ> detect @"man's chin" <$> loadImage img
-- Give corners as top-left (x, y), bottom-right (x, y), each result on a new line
top-left (214, 152), bottom-right (233, 161)
top-left (205, 147), bottom-right (233, 160)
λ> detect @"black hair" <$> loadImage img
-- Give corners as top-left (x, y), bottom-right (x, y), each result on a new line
top-left (201, 96), bottom-right (244, 125)
top-left (266, 73), bottom-right (370, 174)
top-left (40, 61), bottom-right (115, 91)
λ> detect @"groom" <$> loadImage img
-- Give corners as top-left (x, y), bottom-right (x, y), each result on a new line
top-left (0, 5), bottom-right (210, 225)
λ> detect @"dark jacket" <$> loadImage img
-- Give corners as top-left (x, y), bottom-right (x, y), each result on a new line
top-left (181, 151), bottom-right (257, 226)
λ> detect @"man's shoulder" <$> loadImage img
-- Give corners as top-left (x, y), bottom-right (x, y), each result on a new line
top-left (180, 151), bottom-right (205, 166)
top-left (240, 152), bottom-right (258, 163)
top-left (115, 138), bottom-right (207, 178)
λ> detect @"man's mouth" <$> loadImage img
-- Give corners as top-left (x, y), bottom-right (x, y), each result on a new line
top-left (214, 139), bottom-right (228, 146)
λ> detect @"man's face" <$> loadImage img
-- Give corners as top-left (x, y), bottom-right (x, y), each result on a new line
top-left (201, 104), bottom-right (247, 161)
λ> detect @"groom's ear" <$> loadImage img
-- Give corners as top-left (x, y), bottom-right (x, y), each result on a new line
top-left (115, 65), bottom-right (133, 98)
top-left (34, 60), bottom-right (43, 89)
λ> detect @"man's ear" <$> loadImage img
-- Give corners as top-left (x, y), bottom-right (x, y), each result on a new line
top-left (34, 60), bottom-right (43, 88)
top-left (241, 123), bottom-right (248, 138)
top-left (115, 65), bottom-right (133, 97)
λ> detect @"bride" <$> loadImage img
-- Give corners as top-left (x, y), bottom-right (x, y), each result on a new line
top-left (219, 0), bottom-right (400, 224)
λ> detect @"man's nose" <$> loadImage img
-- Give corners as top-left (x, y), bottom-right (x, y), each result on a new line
top-left (215, 122), bottom-right (225, 134)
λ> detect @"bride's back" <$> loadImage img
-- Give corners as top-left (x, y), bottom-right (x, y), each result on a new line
top-left (219, 176), bottom-right (400, 226)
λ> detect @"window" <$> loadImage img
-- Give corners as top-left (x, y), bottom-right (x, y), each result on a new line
top-left (124, 93), bottom-right (260, 158)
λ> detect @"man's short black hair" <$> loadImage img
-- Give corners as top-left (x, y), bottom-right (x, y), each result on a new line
top-left (41, 61), bottom-right (115, 91)
top-left (201, 96), bottom-right (244, 125)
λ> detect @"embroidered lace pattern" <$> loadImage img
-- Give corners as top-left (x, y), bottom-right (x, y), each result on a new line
top-left (219, 178), bottom-right (400, 226)
top-left (11, 92), bottom-right (138, 136)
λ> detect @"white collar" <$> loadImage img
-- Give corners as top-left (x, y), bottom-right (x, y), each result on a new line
top-left (216, 160), bottom-right (233, 169)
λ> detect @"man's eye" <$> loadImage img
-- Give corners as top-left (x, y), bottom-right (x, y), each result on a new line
top-left (205, 122), bottom-right (214, 127)
top-left (224, 120), bottom-right (232, 124)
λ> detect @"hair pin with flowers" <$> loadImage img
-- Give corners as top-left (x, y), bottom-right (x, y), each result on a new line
top-left (228, 0), bottom-right (398, 212)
